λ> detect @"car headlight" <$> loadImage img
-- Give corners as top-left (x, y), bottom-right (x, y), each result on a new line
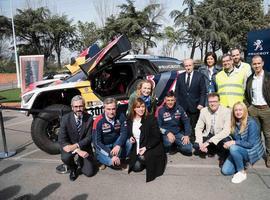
top-left (22, 93), bottom-right (34, 103)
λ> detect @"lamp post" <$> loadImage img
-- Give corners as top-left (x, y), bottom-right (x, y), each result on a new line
top-left (10, 0), bottom-right (20, 88)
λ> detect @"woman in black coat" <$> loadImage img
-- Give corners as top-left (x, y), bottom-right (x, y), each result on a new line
top-left (127, 97), bottom-right (166, 182)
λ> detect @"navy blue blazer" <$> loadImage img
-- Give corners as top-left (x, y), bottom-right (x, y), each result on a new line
top-left (175, 71), bottom-right (206, 113)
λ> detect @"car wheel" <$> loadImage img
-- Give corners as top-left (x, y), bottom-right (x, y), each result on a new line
top-left (31, 104), bottom-right (71, 155)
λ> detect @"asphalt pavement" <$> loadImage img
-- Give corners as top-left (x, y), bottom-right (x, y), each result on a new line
top-left (0, 109), bottom-right (270, 200)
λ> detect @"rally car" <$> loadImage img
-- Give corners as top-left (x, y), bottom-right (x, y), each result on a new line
top-left (21, 35), bottom-right (183, 154)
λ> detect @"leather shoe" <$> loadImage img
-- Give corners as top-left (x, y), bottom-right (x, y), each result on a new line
top-left (69, 169), bottom-right (78, 181)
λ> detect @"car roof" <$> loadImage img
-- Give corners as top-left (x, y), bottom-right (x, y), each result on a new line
top-left (122, 54), bottom-right (182, 63)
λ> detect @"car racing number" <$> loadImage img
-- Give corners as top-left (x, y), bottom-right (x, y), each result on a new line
top-left (87, 106), bottom-right (104, 117)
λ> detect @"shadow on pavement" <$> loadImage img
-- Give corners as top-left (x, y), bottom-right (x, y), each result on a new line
top-left (3, 116), bottom-right (16, 122)
top-left (71, 193), bottom-right (88, 200)
top-left (0, 185), bottom-right (21, 200)
top-left (15, 140), bottom-right (34, 154)
top-left (0, 163), bottom-right (22, 176)
top-left (14, 182), bottom-right (61, 200)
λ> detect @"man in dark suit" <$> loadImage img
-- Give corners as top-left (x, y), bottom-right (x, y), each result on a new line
top-left (245, 55), bottom-right (270, 168)
top-left (58, 95), bottom-right (94, 181)
top-left (176, 58), bottom-right (206, 142)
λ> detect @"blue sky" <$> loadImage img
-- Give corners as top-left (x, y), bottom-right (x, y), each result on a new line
top-left (1, 0), bottom-right (270, 60)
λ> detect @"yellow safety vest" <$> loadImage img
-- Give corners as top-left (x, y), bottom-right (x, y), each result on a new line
top-left (216, 70), bottom-right (245, 108)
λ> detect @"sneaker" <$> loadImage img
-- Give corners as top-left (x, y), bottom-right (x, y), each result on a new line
top-left (231, 171), bottom-right (247, 184)
top-left (99, 164), bottom-right (106, 170)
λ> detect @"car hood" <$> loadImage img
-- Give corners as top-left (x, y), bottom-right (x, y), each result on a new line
top-left (79, 34), bottom-right (131, 77)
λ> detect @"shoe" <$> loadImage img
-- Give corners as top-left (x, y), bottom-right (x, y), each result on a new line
top-left (169, 144), bottom-right (178, 155)
top-left (169, 149), bottom-right (178, 155)
top-left (99, 164), bottom-right (106, 170)
top-left (199, 153), bottom-right (206, 159)
top-left (56, 164), bottom-right (70, 174)
top-left (231, 171), bottom-right (247, 184)
top-left (110, 165), bottom-right (122, 170)
top-left (181, 151), bottom-right (192, 157)
top-left (266, 156), bottom-right (270, 168)
top-left (207, 153), bottom-right (215, 158)
top-left (218, 159), bottom-right (225, 168)
top-left (69, 169), bottom-right (78, 181)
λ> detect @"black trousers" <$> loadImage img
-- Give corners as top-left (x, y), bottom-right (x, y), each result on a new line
top-left (194, 134), bottom-right (229, 160)
top-left (186, 110), bottom-right (200, 142)
top-left (131, 156), bottom-right (145, 172)
top-left (61, 150), bottom-right (94, 177)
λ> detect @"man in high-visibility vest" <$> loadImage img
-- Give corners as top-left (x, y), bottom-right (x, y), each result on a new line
top-left (231, 48), bottom-right (252, 87)
top-left (216, 54), bottom-right (245, 108)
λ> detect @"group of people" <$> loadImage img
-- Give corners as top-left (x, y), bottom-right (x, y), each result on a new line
top-left (58, 48), bottom-right (269, 184)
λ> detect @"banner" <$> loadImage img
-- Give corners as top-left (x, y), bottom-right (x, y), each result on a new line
top-left (20, 55), bottom-right (44, 93)
top-left (247, 29), bottom-right (270, 72)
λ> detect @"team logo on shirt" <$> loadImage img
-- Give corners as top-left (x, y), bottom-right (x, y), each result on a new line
top-left (114, 120), bottom-right (121, 131)
top-left (102, 123), bottom-right (111, 133)
top-left (163, 112), bottom-right (172, 121)
top-left (174, 109), bottom-right (181, 119)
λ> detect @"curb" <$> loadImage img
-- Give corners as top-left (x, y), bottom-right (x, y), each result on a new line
top-left (0, 102), bottom-right (21, 107)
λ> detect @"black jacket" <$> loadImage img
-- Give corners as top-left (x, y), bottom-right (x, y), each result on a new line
top-left (176, 71), bottom-right (206, 113)
top-left (245, 71), bottom-right (270, 106)
top-left (58, 112), bottom-right (93, 154)
top-left (127, 115), bottom-right (166, 182)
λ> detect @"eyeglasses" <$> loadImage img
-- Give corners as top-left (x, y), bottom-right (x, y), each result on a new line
top-left (72, 105), bottom-right (84, 109)
top-left (208, 101), bottom-right (219, 103)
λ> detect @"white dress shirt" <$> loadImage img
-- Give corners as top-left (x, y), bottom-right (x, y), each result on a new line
top-left (132, 119), bottom-right (142, 155)
top-left (251, 70), bottom-right (267, 106)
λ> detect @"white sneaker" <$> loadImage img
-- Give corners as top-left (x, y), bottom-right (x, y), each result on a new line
top-left (231, 171), bottom-right (247, 184)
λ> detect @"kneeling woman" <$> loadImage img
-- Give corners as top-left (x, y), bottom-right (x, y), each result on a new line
top-left (222, 102), bottom-right (264, 183)
top-left (127, 97), bottom-right (166, 182)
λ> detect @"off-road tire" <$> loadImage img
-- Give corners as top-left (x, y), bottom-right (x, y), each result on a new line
top-left (31, 104), bottom-right (70, 154)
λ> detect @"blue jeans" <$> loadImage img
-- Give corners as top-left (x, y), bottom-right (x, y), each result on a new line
top-left (95, 138), bottom-right (132, 166)
top-left (162, 132), bottom-right (193, 154)
top-left (221, 144), bottom-right (249, 175)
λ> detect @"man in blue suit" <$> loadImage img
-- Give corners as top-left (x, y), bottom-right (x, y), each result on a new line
top-left (175, 58), bottom-right (206, 142)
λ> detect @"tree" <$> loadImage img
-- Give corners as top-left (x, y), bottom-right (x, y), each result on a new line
top-left (14, 7), bottom-right (52, 66)
top-left (47, 14), bottom-right (76, 67)
top-left (171, 0), bottom-right (269, 59)
top-left (76, 21), bottom-right (100, 50)
top-left (162, 26), bottom-right (184, 57)
top-left (101, 0), bottom-right (164, 54)
top-left (170, 0), bottom-right (202, 58)
top-left (13, 7), bottom-right (78, 68)
top-left (0, 15), bottom-right (12, 59)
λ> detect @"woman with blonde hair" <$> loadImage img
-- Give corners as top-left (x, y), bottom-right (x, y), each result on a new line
top-left (127, 97), bottom-right (166, 182)
top-left (221, 102), bottom-right (264, 183)
top-left (127, 79), bottom-right (156, 115)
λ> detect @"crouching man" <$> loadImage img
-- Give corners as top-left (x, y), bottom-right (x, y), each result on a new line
top-left (157, 91), bottom-right (193, 156)
top-left (93, 98), bottom-right (131, 169)
top-left (194, 93), bottom-right (231, 166)
top-left (58, 95), bottom-right (95, 181)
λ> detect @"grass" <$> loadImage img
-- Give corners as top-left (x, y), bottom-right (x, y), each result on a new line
top-left (0, 88), bottom-right (21, 103)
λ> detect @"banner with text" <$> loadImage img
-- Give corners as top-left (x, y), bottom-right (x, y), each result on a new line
top-left (247, 29), bottom-right (270, 72)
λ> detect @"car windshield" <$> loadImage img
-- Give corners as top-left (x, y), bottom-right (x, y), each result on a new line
top-left (64, 71), bottom-right (87, 83)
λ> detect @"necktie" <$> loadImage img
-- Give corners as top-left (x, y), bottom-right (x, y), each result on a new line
top-left (186, 73), bottom-right (191, 89)
top-left (76, 117), bottom-right (82, 134)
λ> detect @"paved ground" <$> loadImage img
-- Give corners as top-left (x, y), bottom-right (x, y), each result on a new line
top-left (0, 109), bottom-right (270, 200)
